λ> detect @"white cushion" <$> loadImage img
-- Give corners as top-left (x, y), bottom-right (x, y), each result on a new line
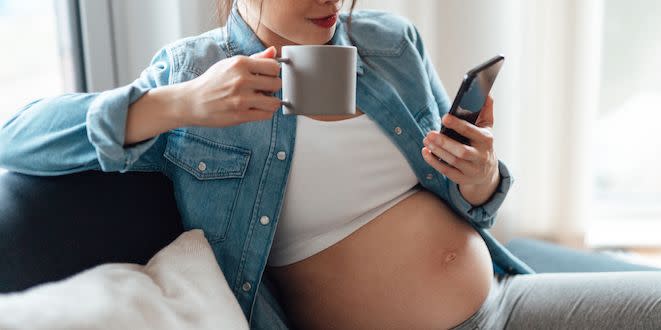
top-left (0, 230), bottom-right (249, 330)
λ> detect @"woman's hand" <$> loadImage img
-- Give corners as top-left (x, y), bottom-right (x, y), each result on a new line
top-left (180, 46), bottom-right (283, 128)
top-left (421, 96), bottom-right (500, 206)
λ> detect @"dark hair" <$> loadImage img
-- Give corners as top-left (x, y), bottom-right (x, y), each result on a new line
top-left (217, 0), bottom-right (358, 42)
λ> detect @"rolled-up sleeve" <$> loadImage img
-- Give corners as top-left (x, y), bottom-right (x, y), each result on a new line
top-left (86, 47), bottom-right (173, 173)
top-left (447, 160), bottom-right (514, 228)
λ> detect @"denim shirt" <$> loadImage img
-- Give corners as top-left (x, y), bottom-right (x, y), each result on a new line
top-left (0, 4), bottom-right (534, 327)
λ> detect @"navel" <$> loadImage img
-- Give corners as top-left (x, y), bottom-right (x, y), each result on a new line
top-left (444, 251), bottom-right (458, 263)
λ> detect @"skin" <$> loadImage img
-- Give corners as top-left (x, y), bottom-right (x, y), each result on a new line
top-left (237, 0), bottom-right (343, 56)
top-left (423, 97), bottom-right (500, 206)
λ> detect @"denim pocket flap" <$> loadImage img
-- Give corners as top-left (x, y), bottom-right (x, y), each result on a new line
top-left (164, 131), bottom-right (251, 180)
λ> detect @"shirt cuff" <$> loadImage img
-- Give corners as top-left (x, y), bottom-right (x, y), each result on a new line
top-left (448, 159), bottom-right (513, 228)
top-left (86, 84), bottom-right (159, 173)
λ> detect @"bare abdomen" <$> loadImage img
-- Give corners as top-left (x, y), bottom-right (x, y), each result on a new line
top-left (266, 188), bottom-right (494, 329)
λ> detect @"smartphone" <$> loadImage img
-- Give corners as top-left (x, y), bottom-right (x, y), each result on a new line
top-left (440, 55), bottom-right (505, 145)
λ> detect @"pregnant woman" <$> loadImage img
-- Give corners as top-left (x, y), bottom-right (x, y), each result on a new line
top-left (1, 0), bottom-right (659, 329)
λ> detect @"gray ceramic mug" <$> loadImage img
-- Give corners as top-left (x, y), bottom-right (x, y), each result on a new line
top-left (277, 45), bottom-right (357, 116)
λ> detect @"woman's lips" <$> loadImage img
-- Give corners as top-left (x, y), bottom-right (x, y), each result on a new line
top-left (308, 14), bottom-right (338, 29)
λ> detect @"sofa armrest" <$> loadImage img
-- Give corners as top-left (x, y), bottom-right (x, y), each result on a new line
top-left (505, 238), bottom-right (660, 273)
top-left (0, 170), bottom-right (184, 293)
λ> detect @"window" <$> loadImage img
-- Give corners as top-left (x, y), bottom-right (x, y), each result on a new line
top-left (587, 0), bottom-right (661, 247)
top-left (0, 0), bottom-right (82, 126)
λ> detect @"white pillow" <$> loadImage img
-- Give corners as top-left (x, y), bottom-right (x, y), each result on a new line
top-left (0, 230), bottom-right (249, 330)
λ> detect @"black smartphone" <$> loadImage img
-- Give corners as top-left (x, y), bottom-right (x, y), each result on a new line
top-left (440, 55), bottom-right (505, 145)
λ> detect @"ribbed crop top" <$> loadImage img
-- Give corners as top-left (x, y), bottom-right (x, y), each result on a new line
top-left (266, 114), bottom-right (421, 267)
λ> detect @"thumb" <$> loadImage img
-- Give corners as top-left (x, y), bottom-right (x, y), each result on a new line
top-left (250, 46), bottom-right (277, 59)
top-left (476, 95), bottom-right (495, 128)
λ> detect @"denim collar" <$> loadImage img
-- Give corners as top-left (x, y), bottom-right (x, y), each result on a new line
top-left (225, 2), bottom-right (365, 75)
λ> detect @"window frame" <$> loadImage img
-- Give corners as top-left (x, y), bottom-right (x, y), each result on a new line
top-left (78, 0), bottom-right (117, 92)
top-left (54, 0), bottom-right (87, 92)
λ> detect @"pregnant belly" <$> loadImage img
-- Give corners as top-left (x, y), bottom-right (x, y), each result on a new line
top-left (265, 188), bottom-right (494, 330)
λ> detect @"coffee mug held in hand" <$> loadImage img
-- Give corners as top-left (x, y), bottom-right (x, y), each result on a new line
top-left (277, 45), bottom-right (357, 116)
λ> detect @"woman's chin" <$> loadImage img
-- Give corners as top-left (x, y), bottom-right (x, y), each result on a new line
top-left (292, 28), bottom-right (336, 45)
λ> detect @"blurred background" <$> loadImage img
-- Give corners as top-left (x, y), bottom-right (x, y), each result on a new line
top-left (1, 0), bottom-right (659, 265)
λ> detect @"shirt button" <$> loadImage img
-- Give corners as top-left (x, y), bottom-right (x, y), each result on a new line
top-left (277, 151), bottom-right (287, 161)
top-left (197, 161), bottom-right (207, 172)
top-left (426, 173), bottom-right (434, 180)
top-left (242, 281), bottom-right (252, 292)
top-left (260, 216), bottom-right (270, 225)
top-left (394, 127), bottom-right (403, 135)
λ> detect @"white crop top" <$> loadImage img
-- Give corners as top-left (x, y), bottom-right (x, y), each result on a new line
top-left (266, 113), bottom-right (421, 267)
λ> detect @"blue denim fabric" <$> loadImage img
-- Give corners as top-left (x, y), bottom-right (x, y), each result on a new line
top-left (0, 2), bottom-right (534, 328)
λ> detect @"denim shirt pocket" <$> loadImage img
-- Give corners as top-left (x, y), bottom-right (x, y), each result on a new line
top-left (164, 130), bottom-right (251, 242)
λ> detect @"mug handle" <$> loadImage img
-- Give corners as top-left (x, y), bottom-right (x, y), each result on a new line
top-left (275, 57), bottom-right (292, 108)
top-left (275, 57), bottom-right (291, 64)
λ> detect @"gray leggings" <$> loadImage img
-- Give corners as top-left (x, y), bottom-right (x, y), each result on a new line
top-left (449, 271), bottom-right (661, 330)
